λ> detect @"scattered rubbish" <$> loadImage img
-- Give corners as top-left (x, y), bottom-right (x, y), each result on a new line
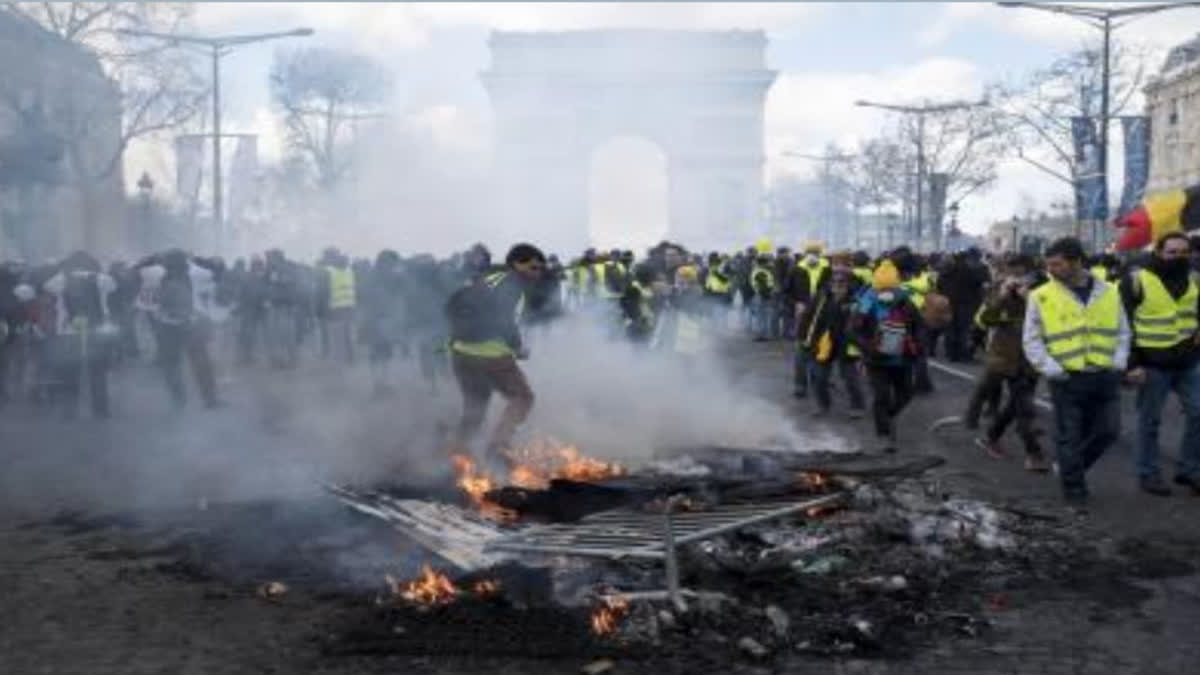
top-left (738, 636), bottom-right (769, 659)
top-left (856, 575), bottom-right (908, 592)
top-left (581, 658), bottom-right (615, 674)
top-left (792, 554), bottom-right (850, 575)
top-left (765, 605), bottom-right (790, 638)
top-left (257, 581), bottom-right (287, 600)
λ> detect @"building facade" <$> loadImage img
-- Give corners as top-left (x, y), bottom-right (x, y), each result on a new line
top-left (0, 10), bottom-right (123, 261)
top-left (1145, 33), bottom-right (1200, 194)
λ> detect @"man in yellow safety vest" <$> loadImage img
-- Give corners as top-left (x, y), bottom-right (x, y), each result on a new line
top-left (1023, 237), bottom-right (1131, 507)
top-left (787, 244), bottom-right (830, 397)
top-left (445, 244), bottom-right (546, 465)
top-left (318, 247), bottom-right (358, 363)
top-left (1118, 232), bottom-right (1200, 496)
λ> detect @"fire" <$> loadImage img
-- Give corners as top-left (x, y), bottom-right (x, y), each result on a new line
top-left (508, 464), bottom-right (546, 490)
top-left (557, 445), bottom-right (626, 482)
top-left (384, 567), bottom-right (503, 606)
top-left (590, 595), bottom-right (631, 636)
top-left (472, 579), bottom-right (501, 596)
top-left (798, 472), bottom-right (828, 489)
top-left (449, 438), bottom-right (623, 519)
top-left (391, 565), bottom-right (460, 606)
top-left (504, 437), bottom-right (626, 489)
top-left (451, 454), bottom-right (494, 506)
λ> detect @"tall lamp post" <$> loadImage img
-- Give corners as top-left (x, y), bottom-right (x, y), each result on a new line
top-left (996, 2), bottom-right (1200, 233)
top-left (854, 98), bottom-right (987, 251)
top-left (946, 202), bottom-right (960, 248)
top-left (117, 26), bottom-right (314, 253)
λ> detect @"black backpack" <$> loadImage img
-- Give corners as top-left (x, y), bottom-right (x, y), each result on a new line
top-left (158, 274), bottom-right (194, 324)
top-left (445, 279), bottom-right (496, 343)
top-left (62, 273), bottom-right (102, 322)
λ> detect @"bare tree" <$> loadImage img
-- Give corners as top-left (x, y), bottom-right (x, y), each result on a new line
top-left (847, 137), bottom-right (907, 217)
top-left (269, 46), bottom-right (392, 191)
top-left (1, 2), bottom-right (207, 182)
top-left (994, 38), bottom-right (1150, 187)
top-left (895, 97), bottom-right (1011, 209)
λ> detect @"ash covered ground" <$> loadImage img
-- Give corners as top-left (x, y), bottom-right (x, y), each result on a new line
top-left (2, 342), bottom-right (1200, 675)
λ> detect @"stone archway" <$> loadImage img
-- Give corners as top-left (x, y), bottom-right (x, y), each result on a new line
top-left (587, 135), bottom-right (669, 250)
top-left (481, 30), bottom-right (776, 253)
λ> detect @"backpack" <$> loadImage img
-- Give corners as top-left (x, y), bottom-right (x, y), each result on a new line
top-left (62, 272), bottom-right (102, 323)
top-left (158, 274), bottom-right (194, 325)
top-left (922, 291), bottom-right (953, 330)
top-left (445, 279), bottom-right (496, 343)
top-left (869, 295), bottom-right (918, 358)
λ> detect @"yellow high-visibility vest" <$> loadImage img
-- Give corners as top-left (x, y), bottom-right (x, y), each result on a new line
top-left (902, 271), bottom-right (932, 310)
top-left (705, 269), bottom-right (731, 295)
top-left (852, 266), bottom-right (873, 287)
top-left (796, 258), bottom-right (829, 296)
top-left (593, 263), bottom-right (621, 299)
top-left (1030, 278), bottom-right (1121, 371)
top-left (1133, 269), bottom-right (1199, 350)
top-left (1090, 265), bottom-right (1109, 282)
top-left (451, 272), bottom-right (520, 359)
top-left (326, 266), bottom-right (356, 309)
top-left (751, 265), bottom-right (776, 292)
top-left (571, 264), bottom-right (589, 290)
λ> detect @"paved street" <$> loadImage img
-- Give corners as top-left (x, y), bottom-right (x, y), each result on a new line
top-left (0, 338), bottom-right (1197, 674)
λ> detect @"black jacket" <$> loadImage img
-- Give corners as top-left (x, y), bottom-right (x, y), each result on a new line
top-left (1119, 267), bottom-right (1200, 371)
top-left (446, 269), bottom-right (527, 352)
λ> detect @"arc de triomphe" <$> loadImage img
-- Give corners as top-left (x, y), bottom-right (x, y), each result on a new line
top-left (481, 30), bottom-right (776, 252)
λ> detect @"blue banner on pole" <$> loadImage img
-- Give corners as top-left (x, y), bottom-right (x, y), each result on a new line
top-left (1071, 116), bottom-right (1108, 221)
top-left (1118, 116), bottom-right (1150, 217)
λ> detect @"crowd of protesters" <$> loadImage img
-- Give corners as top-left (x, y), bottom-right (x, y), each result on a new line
top-left (2, 230), bottom-right (1198, 508)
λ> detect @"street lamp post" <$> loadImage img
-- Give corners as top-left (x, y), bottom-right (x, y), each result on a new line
top-left (947, 201), bottom-right (960, 247)
top-left (855, 98), bottom-right (987, 251)
top-left (116, 27), bottom-right (314, 254)
top-left (997, 2), bottom-right (1200, 235)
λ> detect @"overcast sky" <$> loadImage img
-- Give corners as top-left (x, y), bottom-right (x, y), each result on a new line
top-left (127, 2), bottom-right (1200, 238)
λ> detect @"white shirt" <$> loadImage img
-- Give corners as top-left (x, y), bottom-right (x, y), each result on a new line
top-left (1022, 274), bottom-right (1132, 379)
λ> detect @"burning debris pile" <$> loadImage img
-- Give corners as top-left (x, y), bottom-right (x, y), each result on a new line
top-left (325, 445), bottom-right (1099, 665)
top-left (449, 437), bottom-right (627, 518)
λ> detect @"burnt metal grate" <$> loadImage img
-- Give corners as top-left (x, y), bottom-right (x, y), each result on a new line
top-left (485, 492), bottom-right (846, 560)
top-left (325, 484), bottom-right (511, 571)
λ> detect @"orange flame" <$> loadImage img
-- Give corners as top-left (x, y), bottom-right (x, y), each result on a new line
top-left (472, 579), bottom-right (501, 596)
top-left (504, 437), bottom-right (626, 488)
top-left (798, 472), bottom-right (828, 489)
top-left (590, 595), bottom-right (631, 636)
top-left (390, 565), bottom-right (460, 606)
top-left (450, 438), bottom-right (622, 520)
top-left (451, 454), bottom-right (494, 506)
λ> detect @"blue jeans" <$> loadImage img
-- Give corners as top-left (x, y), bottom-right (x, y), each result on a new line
top-left (1136, 364), bottom-right (1200, 480)
top-left (750, 297), bottom-right (770, 339)
top-left (1048, 371), bottom-right (1122, 496)
top-left (793, 347), bottom-right (813, 395)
